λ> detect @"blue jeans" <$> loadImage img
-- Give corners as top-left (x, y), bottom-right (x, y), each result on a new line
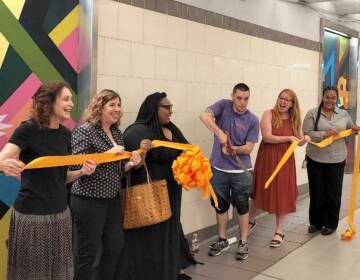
top-left (210, 167), bottom-right (252, 214)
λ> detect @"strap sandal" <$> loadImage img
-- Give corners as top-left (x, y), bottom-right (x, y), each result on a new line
top-left (269, 232), bottom-right (285, 248)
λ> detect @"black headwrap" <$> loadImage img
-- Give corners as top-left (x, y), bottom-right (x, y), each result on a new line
top-left (133, 92), bottom-right (187, 143)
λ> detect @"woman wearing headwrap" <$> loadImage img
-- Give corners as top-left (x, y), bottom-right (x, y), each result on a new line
top-left (116, 92), bottom-right (195, 280)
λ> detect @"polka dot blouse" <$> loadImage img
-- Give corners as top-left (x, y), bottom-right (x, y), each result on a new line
top-left (70, 122), bottom-right (125, 198)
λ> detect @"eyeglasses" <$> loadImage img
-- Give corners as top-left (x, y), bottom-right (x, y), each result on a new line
top-left (279, 97), bottom-right (292, 103)
top-left (158, 104), bottom-right (173, 110)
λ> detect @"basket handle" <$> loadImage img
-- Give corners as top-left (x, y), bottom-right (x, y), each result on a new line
top-left (126, 162), bottom-right (152, 197)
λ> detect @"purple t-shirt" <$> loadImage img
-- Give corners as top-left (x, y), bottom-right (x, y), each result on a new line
top-left (208, 99), bottom-right (259, 170)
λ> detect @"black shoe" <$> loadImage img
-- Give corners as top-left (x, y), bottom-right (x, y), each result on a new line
top-left (321, 227), bottom-right (335, 235)
top-left (308, 225), bottom-right (321, 234)
top-left (177, 273), bottom-right (192, 280)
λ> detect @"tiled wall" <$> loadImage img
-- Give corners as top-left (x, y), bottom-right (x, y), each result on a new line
top-left (96, 0), bottom-right (320, 234)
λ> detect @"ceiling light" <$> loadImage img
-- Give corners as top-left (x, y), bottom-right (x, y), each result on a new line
top-left (324, 27), bottom-right (349, 37)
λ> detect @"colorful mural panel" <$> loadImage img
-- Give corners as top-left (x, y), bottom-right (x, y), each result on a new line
top-left (322, 30), bottom-right (359, 166)
top-left (0, 0), bottom-right (87, 277)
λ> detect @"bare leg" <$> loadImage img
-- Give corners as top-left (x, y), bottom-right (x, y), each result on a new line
top-left (216, 211), bottom-right (228, 239)
top-left (273, 214), bottom-right (286, 241)
top-left (249, 200), bottom-right (257, 223)
top-left (237, 212), bottom-right (249, 241)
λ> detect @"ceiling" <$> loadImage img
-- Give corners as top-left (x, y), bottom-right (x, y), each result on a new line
top-left (283, 0), bottom-right (360, 16)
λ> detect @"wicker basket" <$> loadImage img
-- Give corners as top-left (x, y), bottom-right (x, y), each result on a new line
top-left (122, 164), bottom-right (172, 229)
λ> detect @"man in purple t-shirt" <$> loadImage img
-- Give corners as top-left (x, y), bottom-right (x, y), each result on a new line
top-left (200, 83), bottom-right (259, 261)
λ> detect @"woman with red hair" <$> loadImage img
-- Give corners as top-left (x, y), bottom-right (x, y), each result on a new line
top-left (249, 89), bottom-right (309, 247)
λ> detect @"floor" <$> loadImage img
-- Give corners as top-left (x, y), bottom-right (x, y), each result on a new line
top-left (184, 174), bottom-right (360, 280)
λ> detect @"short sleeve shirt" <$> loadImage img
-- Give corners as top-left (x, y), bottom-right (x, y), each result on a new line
top-left (208, 99), bottom-right (259, 170)
top-left (9, 120), bottom-right (71, 215)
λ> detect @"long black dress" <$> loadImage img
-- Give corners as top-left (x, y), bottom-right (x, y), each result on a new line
top-left (117, 123), bottom-right (188, 280)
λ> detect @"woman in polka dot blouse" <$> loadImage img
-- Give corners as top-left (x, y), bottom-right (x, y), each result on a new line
top-left (70, 89), bottom-right (142, 280)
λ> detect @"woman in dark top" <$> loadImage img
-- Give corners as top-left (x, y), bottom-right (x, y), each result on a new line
top-left (117, 92), bottom-right (194, 280)
top-left (70, 89), bottom-right (142, 280)
top-left (0, 81), bottom-right (96, 280)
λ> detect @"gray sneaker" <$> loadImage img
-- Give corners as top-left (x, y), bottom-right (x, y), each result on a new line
top-left (236, 240), bottom-right (249, 260)
top-left (209, 238), bottom-right (230, 256)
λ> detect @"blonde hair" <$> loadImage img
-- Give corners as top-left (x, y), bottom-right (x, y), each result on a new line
top-left (271, 89), bottom-right (301, 137)
top-left (83, 89), bottom-right (122, 126)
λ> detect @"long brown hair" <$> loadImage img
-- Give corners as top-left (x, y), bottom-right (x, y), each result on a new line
top-left (31, 81), bottom-right (70, 129)
top-left (83, 89), bottom-right (122, 127)
top-left (271, 89), bottom-right (302, 137)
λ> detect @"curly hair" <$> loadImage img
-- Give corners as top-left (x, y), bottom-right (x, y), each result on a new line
top-left (83, 89), bottom-right (122, 126)
top-left (31, 81), bottom-right (71, 129)
top-left (271, 89), bottom-right (302, 137)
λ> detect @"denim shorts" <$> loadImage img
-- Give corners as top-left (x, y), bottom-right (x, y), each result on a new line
top-left (210, 167), bottom-right (252, 206)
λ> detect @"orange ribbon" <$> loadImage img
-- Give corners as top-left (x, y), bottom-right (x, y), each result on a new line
top-left (264, 140), bottom-right (300, 189)
top-left (24, 152), bottom-right (133, 169)
top-left (341, 134), bottom-right (360, 241)
top-left (24, 140), bottom-right (218, 207)
top-left (151, 141), bottom-right (218, 207)
top-left (172, 146), bottom-right (218, 207)
top-left (265, 129), bottom-right (356, 189)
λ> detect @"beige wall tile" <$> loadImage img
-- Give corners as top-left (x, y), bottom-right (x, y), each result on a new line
top-left (278, 67), bottom-right (297, 91)
top-left (295, 148), bottom-right (307, 185)
top-left (97, 36), bottom-right (104, 75)
top-left (250, 37), bottom-right (264, 63)
top-left (97, 75), bottom-right (118, 93)
top-left (213, 56), bottom-right (229, 84)
top-left (263, 40), bottom-right (277, 65)
top-left (103, 38), bottom-right (131, 76)
top-left (182, 190), bottom-right (201, 204)
top-left (156, 47), bottom-right (177, 80)
top-left (227, 59), bottom-right (243, 85)
top-left (118, 3), bottom-right (143, 42)
top-left (196, 54), bottom-right (214, 83)
top-left (166, 17), bottom-right (187, 50)
top-left (220, 29), bottom-right (238, 58)
top-left (118, 77), bottom-right (144, 113)
top-left (307, 51), bottom-right (320, 72)
top-left (186, 82), bottom-right (204, 114)
top-left (247, 86), bottom-right (262, 113)
top-left (236, 33), bottom-right (251, 61)
top-left (186, 21), bottom-right (206, 53)
top-left (120, 112), bottom-right (137, 131)
top-left (261, 65), bottom-right (280, 89)
top-left (274, 42), bottom-right (288, 67)
top-left (166, 80), bottom-right (187, 112)
top-left (177, 50), bottom-right (196, 82)
top-left (205, 26), bottom-right (222, 56)
top-left (144, 10), bottom-right (167, 46)
top-left (223, 84), bottom-right (235, 97)
top-left (132, 43), bottom-right (156, 78)
top-left (143, 79), bottom-right (168, 95)
top-left (203, 83), bottom-right (225, 104)
top-left (242, 61), bottom-right (259, 88)
top-left (171, 112), bottom-right (195, 142)
top-left (98, 1), bottom-right (118, 38)
top-left (181, 200), bottom-right (215, 234)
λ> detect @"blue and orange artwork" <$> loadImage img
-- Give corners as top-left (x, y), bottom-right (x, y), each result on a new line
top-left (0, 0), bottom-right (86, 277)
top-left (322, 30), bottom-right (358, 165)
top-left (322, 31), bottom-right (351, 109)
